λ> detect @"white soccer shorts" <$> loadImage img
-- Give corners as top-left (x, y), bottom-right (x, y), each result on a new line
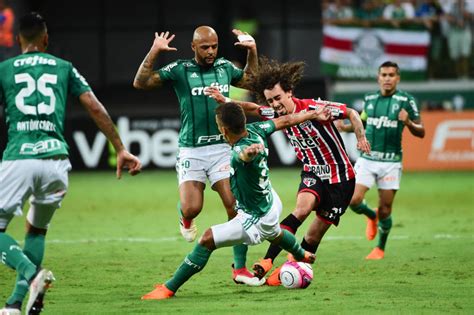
top-left (354, 158), bottom-right (402, 191)
top-left (211, 189), bottom-right (283, 248)
top-left (176, 143), bottom-right (231, 187)
top-left (0, 159), bottom-right (71, 230)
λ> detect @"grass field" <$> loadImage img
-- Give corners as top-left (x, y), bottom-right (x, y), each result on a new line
top-left (1, 169), bottom-right (473, 314)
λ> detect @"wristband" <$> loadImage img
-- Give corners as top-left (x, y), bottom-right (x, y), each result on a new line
top-left (237, 34), bottom-right (255, 42)
top-left (224, 97), bottom-right (232, 103)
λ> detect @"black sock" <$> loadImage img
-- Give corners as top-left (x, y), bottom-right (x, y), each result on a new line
top-left (5, 301), bottom-right (22, 310)
top-left (280, 214), bottom-right (303, 234)
top-left (301, 237), bottom-right (319, 255)
top-left (264, 214), bottom-right (302, 261)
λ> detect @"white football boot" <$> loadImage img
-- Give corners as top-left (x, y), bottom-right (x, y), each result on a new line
top-left (179, 218), bottom-right (198, 242)
top-left (26, 269), bottom-right (55, 314)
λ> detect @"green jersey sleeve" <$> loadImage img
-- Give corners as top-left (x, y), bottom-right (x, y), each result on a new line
top-left (68, 65), bottom-right (92, 97)
top-left (157, 61), bottom-right (180, 82)
top-left (404, 94), bottom-right (421, 121)
top-left (248, 120), bottom-right (276, 138)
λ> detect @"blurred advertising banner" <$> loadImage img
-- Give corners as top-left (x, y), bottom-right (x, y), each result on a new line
top-left (320, 25), bottom-right (430, 80)
top-left (63, 116), bottom-right (304, 170)
top-left (402, 111), bottom-right (474, 171)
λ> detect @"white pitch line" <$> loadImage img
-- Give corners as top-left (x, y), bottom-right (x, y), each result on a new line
top-left (15, 234), bottom-right (471, 245)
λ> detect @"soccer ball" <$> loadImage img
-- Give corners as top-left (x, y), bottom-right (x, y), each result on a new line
top-left (279, 261), bottom-right (313, 289)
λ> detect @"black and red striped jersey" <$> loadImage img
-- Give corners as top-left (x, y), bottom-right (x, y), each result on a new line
top-left (284, 97), bottom-right (355, 183)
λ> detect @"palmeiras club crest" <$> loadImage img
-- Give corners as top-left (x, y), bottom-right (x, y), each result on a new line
top-left (353, 31), bottom-right (384, 65)
top-left (303, 177), bottom-right (317, 187)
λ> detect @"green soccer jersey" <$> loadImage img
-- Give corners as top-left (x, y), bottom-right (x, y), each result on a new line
top-left (230, 120), bottom-right (276, 217)
top-left (361, 89), bottom-right (420, 162)
top-left (0, 52), bottom-right (91, 160)
top-left (158, 57), bottom-right (244, 148)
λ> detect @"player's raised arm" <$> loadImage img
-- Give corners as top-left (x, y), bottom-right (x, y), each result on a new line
top-left (133, 31), bottom-right (177, 90)
top-left (273, 107), bottom-right (331, 131)
top-left (232, 29), bottom-right (258, 89)
top-left (205, 86), bottom-right (274, 119)
top-left (79, 91), bottom-right (142, 178)
top-left (346, 108), bottom-right (371, 154)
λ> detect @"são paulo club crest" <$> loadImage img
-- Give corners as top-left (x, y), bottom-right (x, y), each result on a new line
top-left (303, 177), bottom-right (316, 187)
top-left (353, 31), bottom-right (384, 65)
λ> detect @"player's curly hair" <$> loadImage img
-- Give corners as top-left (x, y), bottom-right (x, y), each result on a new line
top-left (249, 56), bottom-right (305, 104)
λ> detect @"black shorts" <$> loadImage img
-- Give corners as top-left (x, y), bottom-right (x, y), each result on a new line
top-left (298, 171), bottom-right (355, 226)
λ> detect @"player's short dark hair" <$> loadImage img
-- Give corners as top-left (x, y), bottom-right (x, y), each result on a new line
top-left (19, 12), bottom-right (47, 41)
top-left (379, 61), bottom-right (400, 74)
top-left (215, 102), bottom-right (246, 134)
top-left (248, 56), bottom-right (305, 104)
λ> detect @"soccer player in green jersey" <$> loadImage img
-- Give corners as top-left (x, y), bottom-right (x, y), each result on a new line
top-left (134, 26), bottom-right (264, 284)
top-left (337, 61), bottom-right (425, 260)
top-left (0, 13), bottom-right (142, 314)
top-left (140, 102), bottom-right (332, 300)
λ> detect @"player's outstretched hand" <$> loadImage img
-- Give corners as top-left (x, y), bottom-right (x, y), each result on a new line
top-left (232, 29), bottom-right (256, 50)
top-left (357, 137), bottom-right (371, 154)
top-left (312, 106), bottom-right (331, 122)
top-left (204, 86), bottom-right (226, 104)
top-left (151, 31), bottom-right (177, 54)
top-left (240, 143), bottom-right (264, 162)
top-left (116, 150), bottom-right (142, 179)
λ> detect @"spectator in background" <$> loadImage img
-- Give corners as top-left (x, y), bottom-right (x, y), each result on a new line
top-left (0, 0), bottom-right (14, 61)
top-left (383, 0), bottom-right (415, 27)
top-left (356, 0), bottom-right (384, 26)
top-left (323, 0), bottom-right (355, 24)
top-left (444, 0), bottom-right (473, 79)
top-left (416, 0), bottom-right (445, 79)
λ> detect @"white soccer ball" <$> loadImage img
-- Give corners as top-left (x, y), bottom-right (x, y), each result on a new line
top-left (279, 261), bottom-right (313, 289)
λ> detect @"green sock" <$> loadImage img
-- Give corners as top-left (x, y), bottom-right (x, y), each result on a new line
top-left (350, 200), bottom-right (376, 219)
top-left (7, 233), bottom-right (45, 305)
top-left (377, 216), bottom-right (393, 250)
top-left (0, 233), bottom-right (37, 281)
top-left (277, 230), bottom-right (305, 260)
top-left (165, 243), bottom-right (212, 292)
top-left (232, 244), bottom-right (248, 269)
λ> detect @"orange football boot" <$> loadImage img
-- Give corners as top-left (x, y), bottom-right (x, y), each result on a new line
top-left (141, 284), bottom-right (175, 300)
top-left (365, 247), bottom-right (385, 260)
top-left (287, 251), bottom-right (316, 264)
top-left (366, 208), bottom-right (379, 241)
top-left (266, 266), bottom-right (282, 286)
top-left (252, 258), bottom-right (273, 279)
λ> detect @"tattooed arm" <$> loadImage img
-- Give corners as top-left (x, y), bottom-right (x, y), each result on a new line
top-left (133, 31), bottom-right (177, 90)
top-left (346, 108), bottom-right (371, 154)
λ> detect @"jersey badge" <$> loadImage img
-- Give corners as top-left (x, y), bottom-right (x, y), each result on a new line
top-left (190, 72), bottom-right (199, 79)
top-left (303, 177), bottom-right (317, 187)
top-left (391, 103), bottom-right (399, 113)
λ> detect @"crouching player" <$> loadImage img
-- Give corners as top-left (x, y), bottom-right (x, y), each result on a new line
top-left (141, 102), bottom-right (331, 299)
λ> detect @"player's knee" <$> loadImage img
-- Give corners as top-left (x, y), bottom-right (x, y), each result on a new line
top-left (180, 202), bottom-right (202, 218)
top-left (292, 207), bottom-right (312, 221)
top-left (198, 228), bottom-right (216, 250)
top-left (378, 204), bottom-right (392, 218)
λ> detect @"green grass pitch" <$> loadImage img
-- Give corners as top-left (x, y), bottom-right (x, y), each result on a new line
top-left (1, 169), bottom-right (473, 314)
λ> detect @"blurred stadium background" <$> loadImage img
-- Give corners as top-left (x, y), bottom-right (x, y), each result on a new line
top-left (0, 1), bottom-right (473, 313)
top-left (1, 0), bottom-right (473, 172)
